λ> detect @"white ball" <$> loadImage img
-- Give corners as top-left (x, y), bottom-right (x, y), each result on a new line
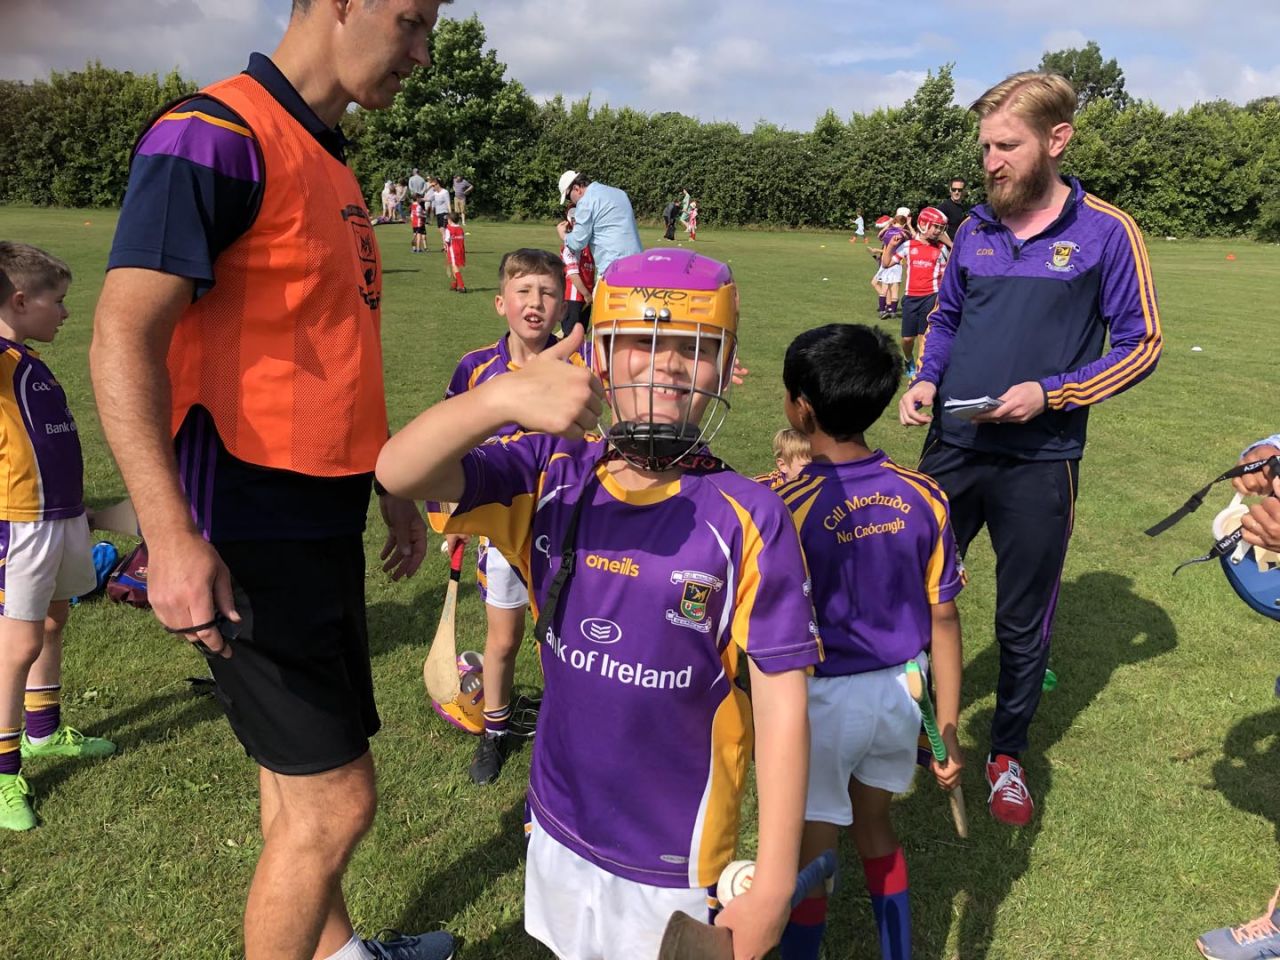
top-left (716, 860), bottom-right (755, 906)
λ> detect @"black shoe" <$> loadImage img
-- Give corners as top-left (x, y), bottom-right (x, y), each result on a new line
top-left (469, 733), bottom-right (509, 785)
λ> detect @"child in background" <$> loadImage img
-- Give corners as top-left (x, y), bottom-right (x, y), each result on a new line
top-left (776, 323), bottom-right (964, 960)
top-left (890, 206), bottom-right (950, 379)
top-left (869, 215), bottom-right (893, 315)
top-left (687, 200), bottom-right (699, 240)
top-left (560, 204), bottom-right (595, 335)
top-left (852, 209), bottom-right (866, 245)
top-left (410, 196), bottom-right (428, 253)
top-left (0, 243), bottom-right (115, 832)
top-left (755, 428), bottom-right (813, 490)
top-left (381, 249), bottom-right (819, 959)
top-left (444, 211), bottom-right (466, 292)
top-left (876, 210), bottom-right (911, 321)
top-left (436, 249), bottom-right (577, 783)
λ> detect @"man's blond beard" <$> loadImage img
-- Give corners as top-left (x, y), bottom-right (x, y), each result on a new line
top-left (986, 148), bottom-right (1056, 220)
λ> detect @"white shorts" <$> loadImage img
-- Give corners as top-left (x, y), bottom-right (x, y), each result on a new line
top-left (525, 814), bottom-right (713, 960)
top-left (479, 538), bottom-right (528, 609)
top-left (0, 516), bottom-right (95, 621)
top-left (879, 264), bottom-right (903, 285)
top-left (804, 655), bottom-right (924, 825)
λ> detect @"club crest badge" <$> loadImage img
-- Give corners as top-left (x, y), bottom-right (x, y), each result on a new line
top-left (1047, 240), bottom-right (1079, 273)
top-left (666, 569), bottom-right (724, 633)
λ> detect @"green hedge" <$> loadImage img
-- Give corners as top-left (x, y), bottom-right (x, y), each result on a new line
top-left (3, 21), bottom-right (1277, 240)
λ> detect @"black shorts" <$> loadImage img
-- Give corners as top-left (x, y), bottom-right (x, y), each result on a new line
top-left (562, 299), bottom-right (592, 336)
top-left (413, 225), bottom-right (426, 235)
top-left (203, 536), bottom-right (379, 775)
top-left (435, 212), bottom-right (448, 228)
top-left (901, 294), bottom-right (938, 338)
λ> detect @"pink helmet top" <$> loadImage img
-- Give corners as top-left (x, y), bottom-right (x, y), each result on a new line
top-left (600, 249), bottom-right (733, 291)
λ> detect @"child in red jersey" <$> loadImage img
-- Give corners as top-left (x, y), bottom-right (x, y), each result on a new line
top-left (410, 197), bottom-right (428, 253)
top-left (444, 211), bottom-right (466, 292)
top-left (560, 204), bottom-right (595, 335)
top-left (891, 206), bottom-right (950, 378)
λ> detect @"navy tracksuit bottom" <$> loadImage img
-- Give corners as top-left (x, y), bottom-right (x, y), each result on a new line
top-left (919, 441), bottom-right (1079, 756)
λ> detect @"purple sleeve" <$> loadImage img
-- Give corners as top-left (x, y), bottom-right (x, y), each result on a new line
top-left (107, 97), bottom-right (263, 299)
top-left (735, 493), bottom-right (823, 674)
top-left (431, 434), bottom-right (553, 559)
top-left (444, 358), bottom-right (473, 399)
top-left (1041, 218), bottom-right (1162, 411)
top-left (929, 503), bottom-right (965, 604)
top-left (914, 229), bottom-right (966, 385)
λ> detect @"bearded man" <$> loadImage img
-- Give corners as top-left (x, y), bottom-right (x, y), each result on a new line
top-left (898, 72), bottom-right (1163, 826)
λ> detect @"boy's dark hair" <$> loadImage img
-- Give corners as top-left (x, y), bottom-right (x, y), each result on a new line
top-left (498, 248), bottom-right (564, 292)
top-left (0, 242), bottom-right (72, 303)
top-left (783, 324), bottom-right (901, 440)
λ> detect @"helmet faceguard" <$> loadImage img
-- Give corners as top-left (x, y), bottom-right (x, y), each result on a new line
top-left (591, 250), bottom-right (739, 472)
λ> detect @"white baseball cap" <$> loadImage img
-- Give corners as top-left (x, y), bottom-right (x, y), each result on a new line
top-left (558, 170), bottom-right (579, 204)
top-left (896, 206), bottom-right (911, 218)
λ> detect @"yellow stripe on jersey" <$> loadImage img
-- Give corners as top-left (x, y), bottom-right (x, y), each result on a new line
top-left (881, 463), bottom-right (953, 602)
top-left (0, 348), bottom-right (44, 520)
top-left (467, 355), bottom-right (503, 391)
top-left (158, 110), bottom-right (254, 139)
top-left (717, 489), bottom-right (768, 654)
top-left (780, 474), bottom-right (825, 507)
top-left (789, 488), bottom-right (823, 535)
top-left (692, 684), bottom-right (752, 887)
top-left (1047, 196), bottom-right (1162, 408)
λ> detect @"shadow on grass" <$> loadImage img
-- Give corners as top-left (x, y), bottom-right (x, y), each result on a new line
top-left (1213, 704), bottom-right (1280, 845)
top-left (30, 684), bottom-right (224, 801)
top-left (367, 598), bottom-right (440, 658)
top-left (904, 571), bottom-right (1178, 960)
top-left (393, 795), bottom-right (531, 957)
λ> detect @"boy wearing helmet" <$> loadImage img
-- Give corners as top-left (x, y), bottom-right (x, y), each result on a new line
top-left (891, 206), bottom-right (951, 378)
top-left (379, 249), bottom-right (820, 959)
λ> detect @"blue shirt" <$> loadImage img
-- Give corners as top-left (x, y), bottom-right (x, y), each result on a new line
top-left (916, 177), bottom-right (1162, 461)
top-left (563, 182), bottom-right (642, 279)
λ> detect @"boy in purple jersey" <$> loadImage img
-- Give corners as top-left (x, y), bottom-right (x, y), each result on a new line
top-left (776, 324), bottom-right (964, 960)
top-left (381, 249), bottom-right (819, 960)
top-left (0, 243), bottom-right (114, 832)
top-left (437, 249), bottom-right (577, 784)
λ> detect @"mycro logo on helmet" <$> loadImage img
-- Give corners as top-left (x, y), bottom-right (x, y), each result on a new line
top-left (584, 554), bottom-right (641, 577)
top-left (628, 287), bottom-right (688, 305)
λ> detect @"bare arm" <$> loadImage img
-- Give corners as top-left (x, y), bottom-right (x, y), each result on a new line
top-left (929, 600), bottom-right (964, 789)
top-left (376, 327), bottom-right (602, 502)
top-left (90, 268), bottom-right (239, 652)
top-left (715, 663), bottom-right (808, 958)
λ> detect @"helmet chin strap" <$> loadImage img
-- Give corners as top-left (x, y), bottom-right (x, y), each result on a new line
top-left (607, 420), bottom-right (704, 472)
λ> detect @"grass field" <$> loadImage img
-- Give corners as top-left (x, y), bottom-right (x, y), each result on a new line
top-left (0, 205), bottom-right (1277, 960)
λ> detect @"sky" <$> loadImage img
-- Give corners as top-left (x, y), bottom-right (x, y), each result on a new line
top-left (2, 0), bottom-right (1278, 130)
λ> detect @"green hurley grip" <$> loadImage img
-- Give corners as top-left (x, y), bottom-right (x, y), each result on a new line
top-left (905, 660), bottom-right (947, 763)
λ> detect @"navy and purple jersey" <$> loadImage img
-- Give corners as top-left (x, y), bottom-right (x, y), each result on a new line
top-left (780, 453), bottom-right (962, 677)
top-left (915, 178), bottom-right (1162, 460)
top-left (0, 338), bottom-right (84, 521)
top-left (439, 432), bottom-right (822, 889)
top-left (445, 335), bottom-right (589, 435)
top-left (109, 53), bottom-right (370, 542)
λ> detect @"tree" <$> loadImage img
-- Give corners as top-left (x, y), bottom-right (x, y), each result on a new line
top-left (1039, 41), bottom-right (1130, 110)
top-left (349, 15), bottom-right (538, 215)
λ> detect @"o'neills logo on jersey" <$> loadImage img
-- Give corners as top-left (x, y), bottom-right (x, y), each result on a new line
top-left (584, 553), bottom-right (641, 577)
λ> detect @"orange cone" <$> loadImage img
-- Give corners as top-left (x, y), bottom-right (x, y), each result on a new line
top-left (1226, 253), bottom-right (1236, 261)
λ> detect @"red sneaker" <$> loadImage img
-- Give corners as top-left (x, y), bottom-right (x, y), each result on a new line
top-left (986, 754), bottom-right (1034, 825)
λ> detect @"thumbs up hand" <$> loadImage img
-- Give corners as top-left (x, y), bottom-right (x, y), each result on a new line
top-left (499, 324), bottom-right (604, 439)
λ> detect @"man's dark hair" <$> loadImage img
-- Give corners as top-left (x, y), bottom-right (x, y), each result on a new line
top-left (949, 177), bottom-right (966, 187)
top-left (783, 324), bottom-right (901, 440)
top-left (571, 174), bottom-right (591, 192)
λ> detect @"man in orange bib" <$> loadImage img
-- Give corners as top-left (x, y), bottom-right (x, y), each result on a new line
top-left (90, 3), bottom-right (454, 960)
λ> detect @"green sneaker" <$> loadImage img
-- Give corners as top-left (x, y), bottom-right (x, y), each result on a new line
top-left (0, 774), bottom-right (36, 831)
top-left (21, 725), bottom-right (115, 759)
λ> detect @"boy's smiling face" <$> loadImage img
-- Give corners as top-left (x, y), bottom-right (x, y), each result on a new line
top-left (496, 271), bottom-right (564, 351)
top-left (605, 331), bottom-right (724, 427)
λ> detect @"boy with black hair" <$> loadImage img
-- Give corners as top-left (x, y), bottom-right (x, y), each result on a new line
top-left (0, 242), bottom-right (114, 832)
top-left (381, 249), bottom-right (819, 959)
top-left (776, 323), bottom-right (964, 960)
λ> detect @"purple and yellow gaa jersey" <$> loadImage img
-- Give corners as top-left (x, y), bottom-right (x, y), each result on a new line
top-left (441, 432), bottom-right (821, 888)
top-left (0, 338), bottom-right (84, 521)
top-left (780, 452), bottom-right (962, 677)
